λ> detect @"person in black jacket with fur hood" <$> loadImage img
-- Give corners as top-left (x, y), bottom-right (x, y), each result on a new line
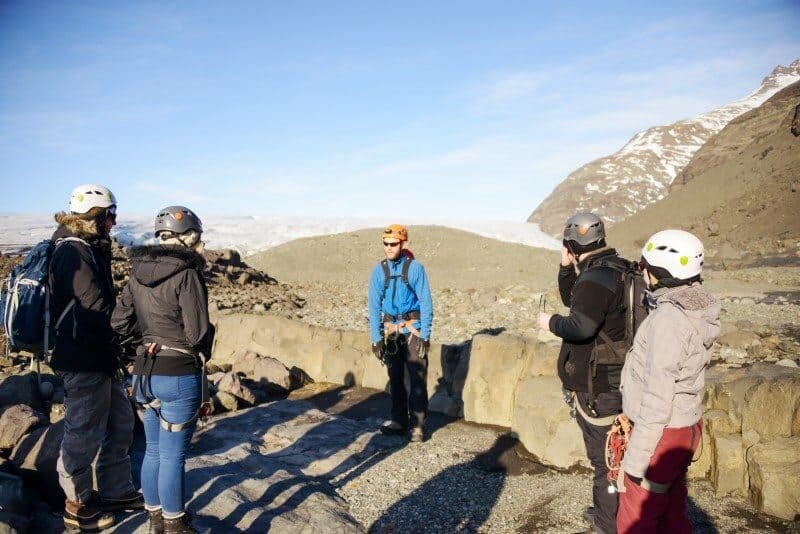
top-left (112, 206), bottom-right (212, 534)
top-left (537, 213), bottom-right (628, 534)
top-left (50, 184), bottom-right (143, 532)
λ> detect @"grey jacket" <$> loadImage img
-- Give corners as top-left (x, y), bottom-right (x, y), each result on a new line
top-left (620, 283), bottom-right (721, 478)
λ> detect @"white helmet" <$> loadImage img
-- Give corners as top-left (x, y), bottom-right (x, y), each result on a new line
top-left (641, 229), bottom-right (704, 280)
top-left (69, 184), bottom-right (117, 214)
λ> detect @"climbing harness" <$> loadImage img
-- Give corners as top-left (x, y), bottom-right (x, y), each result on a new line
top-left (382, 310), bottom-right (421, 339)
top-left (133, 343), bottom-right (212, 432)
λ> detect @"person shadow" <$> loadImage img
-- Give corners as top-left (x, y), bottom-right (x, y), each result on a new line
top-left (369, 432), bottom-right (522, 533)
top-left (115, 371), bottom-right (457, 532)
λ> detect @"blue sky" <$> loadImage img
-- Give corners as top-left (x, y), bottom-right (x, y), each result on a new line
top-left (1, 1), bottom-right (799, 221)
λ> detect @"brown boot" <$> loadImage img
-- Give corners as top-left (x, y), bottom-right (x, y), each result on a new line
top-left (63, 498), bottom-right (115, 531)
top-left (148, 509), bottom-right (164, 534)
top-left (163, 512), bottom-right (197, 534)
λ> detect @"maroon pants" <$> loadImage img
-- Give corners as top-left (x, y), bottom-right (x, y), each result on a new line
top-left (617, 420), bottom-right (702, 534)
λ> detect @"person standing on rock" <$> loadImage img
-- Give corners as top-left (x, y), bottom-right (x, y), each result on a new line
top-left (616, 230), bottom-right (720, 533)
top-left (111, 206), bottom-right (213, 534)
top-left (368, 224), bottom-right (433, 443)
top-left (537, 212), bottom-right (629, 534)
top-left (49, 184), bottom-right (143, 531)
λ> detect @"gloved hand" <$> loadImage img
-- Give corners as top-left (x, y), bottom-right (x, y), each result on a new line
top-left (419, 338), bottom-right (430, 358)
top-left (371, 340), bottom-right (385, 360)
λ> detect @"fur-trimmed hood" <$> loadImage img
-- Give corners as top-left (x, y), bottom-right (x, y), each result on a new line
top-left (53, 211), bottom-right (104, 240)
top-left (128, 245), bottom-right (206, 287)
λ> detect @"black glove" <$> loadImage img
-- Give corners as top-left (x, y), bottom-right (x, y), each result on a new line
top-left (372, 340), bottom-right (385, 360)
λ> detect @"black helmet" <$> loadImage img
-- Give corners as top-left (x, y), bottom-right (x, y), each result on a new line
top-left (563, 212), bottom-right (606, 254)
top-left (154, 206), bottom-right (203, 236)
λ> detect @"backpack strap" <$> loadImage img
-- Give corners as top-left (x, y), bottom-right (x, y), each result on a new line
top-left (401, 257), bottom-right (412, 285)
top-left (379, 257), bottom-right (414, 302)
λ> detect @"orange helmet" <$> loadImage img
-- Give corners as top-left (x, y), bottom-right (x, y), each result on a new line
top-left (382, 224), bottom-right (408, 242)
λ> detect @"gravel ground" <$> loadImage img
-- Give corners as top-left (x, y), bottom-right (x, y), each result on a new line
top-left (329, 418), bottom-right (798, 533)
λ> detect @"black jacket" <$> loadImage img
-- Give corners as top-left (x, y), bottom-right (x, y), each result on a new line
top-left (49, 218), bottom-right (117, 374)
top-left (549, 248), bottom-right (627, 393)
top-left (111, 245), bottom-right (212, 376)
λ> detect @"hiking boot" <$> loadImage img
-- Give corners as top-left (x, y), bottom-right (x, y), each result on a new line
top-left (379, 420), bottom-right (407, 435)
top-left (63, 498), bottom-right (115, 532)
top-left (163, 512), bottom-right (197, 534)
top-left (99, 489), bottom-right (145, 512)
top-left (410, 427), bottom-right (425, 443)
top-left (147, 509), bottom-right (164, 534)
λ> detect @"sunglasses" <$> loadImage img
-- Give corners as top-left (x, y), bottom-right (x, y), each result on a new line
top-left (383, 241), bottom-right (401, 247)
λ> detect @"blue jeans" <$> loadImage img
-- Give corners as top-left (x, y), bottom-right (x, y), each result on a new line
top-left (133, 373), bottom-right (201, 516)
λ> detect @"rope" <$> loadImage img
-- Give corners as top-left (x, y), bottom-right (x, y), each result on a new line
top-left (605, 413), bottom-right (632, 484)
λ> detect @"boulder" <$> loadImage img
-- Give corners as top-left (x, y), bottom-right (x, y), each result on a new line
top-left (687, 423), bottom-right (712, 479)
top-left (210, 372), bottom-right (258, 407)
top-left (0, 405), bottom-right (48, 451)
top-left (741, 367), bottom-right (800, 441)
top-left (232, 351), bottom-right (307, 393)
top-left (747, 436), bottom-right (800, 520)
top-left (718, 330), bottom-right (761, 349)
top-left (704, 409), bottom-right (740, 435)
top-left (9, 422), bottom-right (64, 506)
top-left (0, 372), bottom-right (42, 412)
top-left (213, 391), bottom-right (239, 413)
top-left (710, 432), bottom-right (744, 496)
top-left (512, 375), bottom-right (586, 469)
top-left (709, 364), bottom-right (789, 430)
top-left (462, 333), bottom-right (528, 426)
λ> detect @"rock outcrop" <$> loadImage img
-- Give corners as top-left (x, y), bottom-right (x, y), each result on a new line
top-left (211, 313), bottom-right (800, 520)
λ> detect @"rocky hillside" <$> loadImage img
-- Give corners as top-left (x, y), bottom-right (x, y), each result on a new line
top-left (607, 80), bottom-right (800, 264)
top-left (528, 60), bottom-right (800, 236)
top-left (0, 243), bottom-right (305, 354)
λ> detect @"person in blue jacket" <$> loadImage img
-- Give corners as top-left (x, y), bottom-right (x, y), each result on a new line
top-left (368, 224), bottom-right (433, 443)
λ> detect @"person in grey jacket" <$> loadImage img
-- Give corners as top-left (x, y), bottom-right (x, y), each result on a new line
top-left (616, 229), bottom-right (720, 533)
top-left (111, 206), bottom-right (212, 534)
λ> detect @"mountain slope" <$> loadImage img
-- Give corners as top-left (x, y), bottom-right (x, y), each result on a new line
top-left (528, 60), bottom-right (800, 235)
top-left (607, 80), bottom-right (800, 263)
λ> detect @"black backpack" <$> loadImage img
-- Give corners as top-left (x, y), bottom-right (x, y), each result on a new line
top-left (587, 257), bottom-right (649, 402)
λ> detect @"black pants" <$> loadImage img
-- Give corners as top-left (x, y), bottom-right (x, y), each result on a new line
top-left (575, 390), bottom-right (623, 534)
top-left (386, 334), bottom-right (428, 429)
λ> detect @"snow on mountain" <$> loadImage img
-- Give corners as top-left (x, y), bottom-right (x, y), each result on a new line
top-left (0, 214), bottom-right (560, 256)
top-left (528, 59), bottom-right (800, 235)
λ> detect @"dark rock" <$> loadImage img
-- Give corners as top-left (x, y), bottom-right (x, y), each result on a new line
top-left (0, 372), bottom-right (43, 412)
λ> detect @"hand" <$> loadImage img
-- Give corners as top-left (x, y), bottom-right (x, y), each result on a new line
top-left (561, 246), bottom-right (575, 267)
top-left (418, 338), bottom-right (430, 358)
top-left (537, 312), bottom-right (552, 331)
top-left (199, 401), bottom-right (214, 418)
top-left (372, 340), bottom-right (385, 359)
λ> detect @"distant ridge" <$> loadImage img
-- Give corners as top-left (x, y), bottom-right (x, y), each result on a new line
top-left (528, 59), bottom-right (800, 235)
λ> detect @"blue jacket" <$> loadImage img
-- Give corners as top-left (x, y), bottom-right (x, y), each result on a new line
top-left (368, 256), bottom-right (433, 343)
